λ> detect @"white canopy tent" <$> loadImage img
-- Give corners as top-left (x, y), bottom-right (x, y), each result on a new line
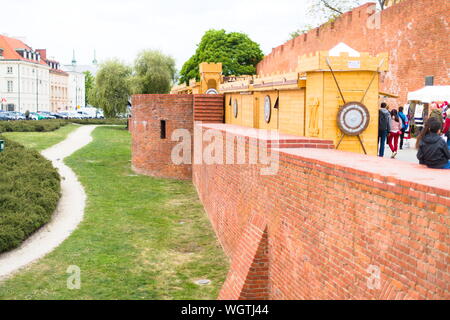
top-left (407, 86), bottom-right (450, 103)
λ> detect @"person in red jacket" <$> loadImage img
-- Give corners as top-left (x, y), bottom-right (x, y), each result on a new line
top-left (443, 109), bottom-right (450, 150)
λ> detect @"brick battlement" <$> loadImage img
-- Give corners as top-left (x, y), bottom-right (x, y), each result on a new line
top-left (257, 0), bottom-right (450, 107)
top-left (193, 122), bottom-right (450, 300)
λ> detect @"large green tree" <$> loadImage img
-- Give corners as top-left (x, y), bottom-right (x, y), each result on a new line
top-left (179, 29), bottom-right (264, 85)
top-left (83, 71), bottom-right (95, 105)
top-left (89, 59), bottom-right (131, 118)
top-left (132, 50), bottom-right (176, 94)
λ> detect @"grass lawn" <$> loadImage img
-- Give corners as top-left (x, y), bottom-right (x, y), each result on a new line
top-left (1, 124), bottom-right (79, 152)
top-left (0, 126), bottom-right (228, 299)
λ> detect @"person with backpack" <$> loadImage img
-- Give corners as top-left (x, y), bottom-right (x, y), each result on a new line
top-left (443, 109), bottom-right (450, 150)
top-left (378, 102), bottom-right (391, 157)
top-left (388, 109), bottom-right (402, 159)
top-left (398, 106), bottom-right (408, 150)
top-left (416, 117), bottom-right (450, 169)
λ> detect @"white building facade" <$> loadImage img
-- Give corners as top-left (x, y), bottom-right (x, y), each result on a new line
top-left (65, 70), bottom-right (85, 109)
top-left (0, 35), bottom-right (50, 112)
top-left (38, 49), bottom-right (70, 112)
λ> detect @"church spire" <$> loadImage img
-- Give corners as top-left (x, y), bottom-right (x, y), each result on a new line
top-left (92, 49), bottom-right (98, 65)
top-left (71, 49), bottom-right (77, 66)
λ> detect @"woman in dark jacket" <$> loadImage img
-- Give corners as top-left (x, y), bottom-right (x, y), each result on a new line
top-left (416, 118), bottom-right (450, 169)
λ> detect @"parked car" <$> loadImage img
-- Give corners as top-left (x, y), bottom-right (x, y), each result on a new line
top-left (29, 112), bottom-right (44, 120)
top-left (51, 112), bottom-right (66, 119)
top-left (9, 112), bottom-right (26, 120)
top-left (0, 113), bottom-right (10, 120)
top-left (37, 111), bottom-right (56, 119)
top-left (0, 111), bottom-right (16, 120)
top-left (76, 111), bottom-right (91, 119)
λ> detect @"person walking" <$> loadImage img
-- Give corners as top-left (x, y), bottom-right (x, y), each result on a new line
top-left (429, 102), bottom-right (444, 125)
top-left (417, 117), bottom-right (450, 169)
top-left (443, 109), bottom-right (450, 150)
top-left (378, 103), bottom-right (391, 157)
top-left (398, 106), bottom-right (408, 150)
top-left (388, 109), bottom-right (402, 158)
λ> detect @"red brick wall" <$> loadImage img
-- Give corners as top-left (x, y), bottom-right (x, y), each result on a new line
top-left (131, 94), bottom-right (225, 180)
top-left (194, 95), bottom-right (225, 123)
top-left (257, 0), bottom-right (450, 107)
top-left (193, 123), bottom-right (450, 300)
top-left (131, 94), bottom-right (194, 180)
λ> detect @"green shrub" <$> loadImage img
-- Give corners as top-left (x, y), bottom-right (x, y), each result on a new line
top-left (68, 118), bottom-right (128, 126)
top-left (0, 120), bottom-right (67, 133)
top-left (0, 137), bottom-right (60, 253)
top-left (0, 118), bottom-right (127, 133)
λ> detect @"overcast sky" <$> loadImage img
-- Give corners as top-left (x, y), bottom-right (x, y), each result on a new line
top-left (1, 0), bottom-right (368, 70)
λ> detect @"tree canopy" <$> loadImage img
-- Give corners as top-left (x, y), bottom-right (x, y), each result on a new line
top-left (89, 59), bottom-right (131, 118)
top-left (179, 29), bottom-right (264, 85)
top-left (132, 50), bottom-right (176, 94)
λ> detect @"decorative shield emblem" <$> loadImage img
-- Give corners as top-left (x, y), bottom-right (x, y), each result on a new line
top-left (337, 102), bottom-right (370, 136)
top-left (264, 96), bottom-right (271, 123)
top-left (206, 88), bottom-right (218, 94)
top-left (233, 99), bottom-right (238, 118)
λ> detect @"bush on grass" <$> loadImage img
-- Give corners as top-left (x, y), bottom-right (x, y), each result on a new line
top-left (0, 118), bottom-right (127, 133)
top-left (0, 120), bottom-right (67, 133)
top-left (0, 137), bottom-right (60, 253)
top-left (68, 118), bottom-right (128, 126)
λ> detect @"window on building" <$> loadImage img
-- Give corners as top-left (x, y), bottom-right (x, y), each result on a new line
top-left (7, 66), bottom-right (13, 74)
top-left (160, 120), bottom-right (167, 139)
top-left (7, 80), bottom-right (13, 93)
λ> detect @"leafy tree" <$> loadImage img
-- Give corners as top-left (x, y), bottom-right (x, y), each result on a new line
top-left (132, 50), bottom-right (176, 94)
top-left (83, 71), bottom-right (95, 105)
top-left (179, 29), bottom-right (264, 85)
top-left (89, 59), bottom-right (131, 118)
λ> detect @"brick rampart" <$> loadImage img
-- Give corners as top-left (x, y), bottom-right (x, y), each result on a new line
top-left (131, 94), bottom-right (194, 179)
top-left (257, 0), bottom-right (450, 107)
top-left (193, 123), bottom-right (450, 300)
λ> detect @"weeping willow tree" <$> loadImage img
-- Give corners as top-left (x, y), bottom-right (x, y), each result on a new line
top-left (89, 59), bottom-right (131, 118)
top-left (131, 50), bottom-right (176, 94)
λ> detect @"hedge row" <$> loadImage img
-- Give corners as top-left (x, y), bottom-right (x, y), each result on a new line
top-left (68, 118), bottom-right (128, 126)
top-left (0, 120), bottom-right (67, 133)
top-left (0, 137), bottom-right (61, 253)
top-left (0, 118), bottom-right (127, 133)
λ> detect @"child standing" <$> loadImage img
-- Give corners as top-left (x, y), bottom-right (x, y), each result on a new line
top-left (389, 109), bottom-right (402, 158)
top-left (416, 118), bottom-right (450, 169)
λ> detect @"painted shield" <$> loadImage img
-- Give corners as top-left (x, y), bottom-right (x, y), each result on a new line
top-left (337, 102), bottom-right (370, 136)
top-left (264, 95), bottom-right (271, 123)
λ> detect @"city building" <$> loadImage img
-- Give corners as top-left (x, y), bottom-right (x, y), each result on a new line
top-left (63, 49), bottom-right (99, 76)
top-left (37, 49), bottom-right (69, 112)
top-left (0, 34), bottom-right (50, 112)
top-left (65, 69), bottom-right (85, 109)
top-left (62, 50), bottom-right (101, 109)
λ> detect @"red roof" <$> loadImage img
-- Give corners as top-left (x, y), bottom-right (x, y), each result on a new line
top-left (0, 34), bottom-right (48, 66)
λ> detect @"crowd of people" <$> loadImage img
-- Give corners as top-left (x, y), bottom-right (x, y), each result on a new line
top-left (378, 101), bottom-right (450, 170)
